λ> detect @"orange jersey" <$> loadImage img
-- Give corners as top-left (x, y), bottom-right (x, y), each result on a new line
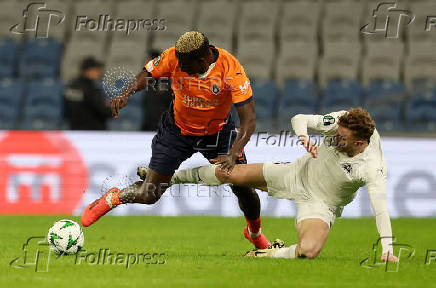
top-left (144, 46), bottom-right (253, 136)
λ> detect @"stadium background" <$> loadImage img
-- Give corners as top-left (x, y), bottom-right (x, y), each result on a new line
top-left (0, 0), bottom-right (435, 217)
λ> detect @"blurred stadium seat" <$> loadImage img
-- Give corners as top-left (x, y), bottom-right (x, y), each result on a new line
top-left (322, 80), bottom-right (362, 114)
top-left (251, 79), bottom-right (278, 131)
top-left (21, 78), bottom-right (64, 130)
top-left (365, 80), bottom-right (406, 131)
top-left (238, 0), bottom-right (277, 44)
top-left (112, 0), bottom-right (153, 44)
top-left (0, 38), bottom-right (18, 78)
top-left (362, 40), bottom-right (404, 87)
top-left (108, 105), bottom-right (143, 131)
top-left (62, 41), bottom-right (105, 82)
top-left (20, 38), bottom-right (62, 79)
top-left (280, 1), bottom-right (320, 43)
top-left (319, 41), bottom-right (361, 88)
top-left (406, 81), bottom-right (436, 131)
top-left (278, 80), bottom-right (318, 130)
top-left (106, 41), bottom-right (147, 74)
top-left (0, 0), bottom-right (22, 40)
top-left (0, 78), bottom-right (24, 129)
top-left (322, 1), bottom-right (362, 42)
top-left (196, 0), bottom-right (235, 52)
top-left (238, 41), bottom-right (274, 80)
top-left (405, 41), bottom-right (436, 90)
top-left (0, 0), bottom-right (434, 133)
top-left (151, 0), bottom-right (194, 51)
top-left (276, 41), bottom-right (317, 85)
top-left (236, 0), bottom-right (278, 80)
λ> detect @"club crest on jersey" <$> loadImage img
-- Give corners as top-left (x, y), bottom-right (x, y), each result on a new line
top-left (342, 163), bottom-right (352, 174)
top-left (323, 115), bottom-right (335, 126)
top-left (212, 84), bottom-right (220, 95)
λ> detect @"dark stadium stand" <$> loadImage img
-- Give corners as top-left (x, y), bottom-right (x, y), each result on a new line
top-left (0, 0), bottom-right (435, 132)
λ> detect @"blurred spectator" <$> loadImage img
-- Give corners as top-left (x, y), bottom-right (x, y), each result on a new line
top-left (64, 57), bottom-right (112, 130)
top-left (142, 50), bottom-right (173, 131)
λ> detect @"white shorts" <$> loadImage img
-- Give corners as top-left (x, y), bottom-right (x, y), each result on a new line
top-left (263, 162), bottom-right (336, 227)
top-left (295, 198), bottom-right (336, 228)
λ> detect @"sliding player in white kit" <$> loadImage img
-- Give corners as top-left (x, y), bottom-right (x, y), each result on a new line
top-left (168, 108), bottom-right (398, 262)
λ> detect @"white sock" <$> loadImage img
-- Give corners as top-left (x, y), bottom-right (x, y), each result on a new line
top-left (171, 165), bottom-right (222, 185)
top-left (171, 167), bottom-right (200, 185)
top-left (269, 244), bottom-right (297, 259)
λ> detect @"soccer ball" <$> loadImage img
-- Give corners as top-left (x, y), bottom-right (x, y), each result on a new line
top-left (47, 219), bottom-right (84, 255)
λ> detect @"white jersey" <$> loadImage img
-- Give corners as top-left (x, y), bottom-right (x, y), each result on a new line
top-left (294, 111), bottom-right (387, 216)
top-left (288, 111), bottom-right (393, 254)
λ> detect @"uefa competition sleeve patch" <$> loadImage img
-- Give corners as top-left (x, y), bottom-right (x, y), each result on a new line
top-left (146, 60), bottom-right (154, 72)
top-left (153, 56), bottom-right (161, 66)
top-left (323, 115), bottom-right (335, 126)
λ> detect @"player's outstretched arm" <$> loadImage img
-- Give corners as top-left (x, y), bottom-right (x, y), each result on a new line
top-left (291, 114), bottom-right (322, 158)
top-left (111, 70), bottom-right (150, 118)
top-left (291, 111), bottom-right (347, 158)
top-left (367, 174), bottom-right (398, 262)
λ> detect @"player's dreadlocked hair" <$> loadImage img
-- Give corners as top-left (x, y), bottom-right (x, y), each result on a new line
top-left (338, 108), bottom-right (375, 143)
top-left (175, 31), bottom-right (210, 60)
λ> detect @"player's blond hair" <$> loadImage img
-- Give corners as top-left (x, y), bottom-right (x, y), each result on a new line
top-left (338, 108), bottom-right (375, 142)
top-left (175, 31), bottom-right (207, 54)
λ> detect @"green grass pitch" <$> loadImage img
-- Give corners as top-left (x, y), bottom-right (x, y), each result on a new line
top-left (1, 216), bottom-right (435, 288)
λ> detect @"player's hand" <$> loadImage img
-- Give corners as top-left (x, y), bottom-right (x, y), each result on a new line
top-left (381, 253), bottom-right (399, 262)
top-left (299, 136), bottom-right (318, 158)
top-left (110, 94), bottom-right (129, 118)
top-left (210, 153), bottom-right (237, 174)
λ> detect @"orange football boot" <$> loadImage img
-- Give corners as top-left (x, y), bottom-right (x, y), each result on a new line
top-left (81, 187), bottom-right (120, 227)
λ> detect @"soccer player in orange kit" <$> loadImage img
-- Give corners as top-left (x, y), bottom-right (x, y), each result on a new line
top-left (81, 31), bottom-right (271, 249)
